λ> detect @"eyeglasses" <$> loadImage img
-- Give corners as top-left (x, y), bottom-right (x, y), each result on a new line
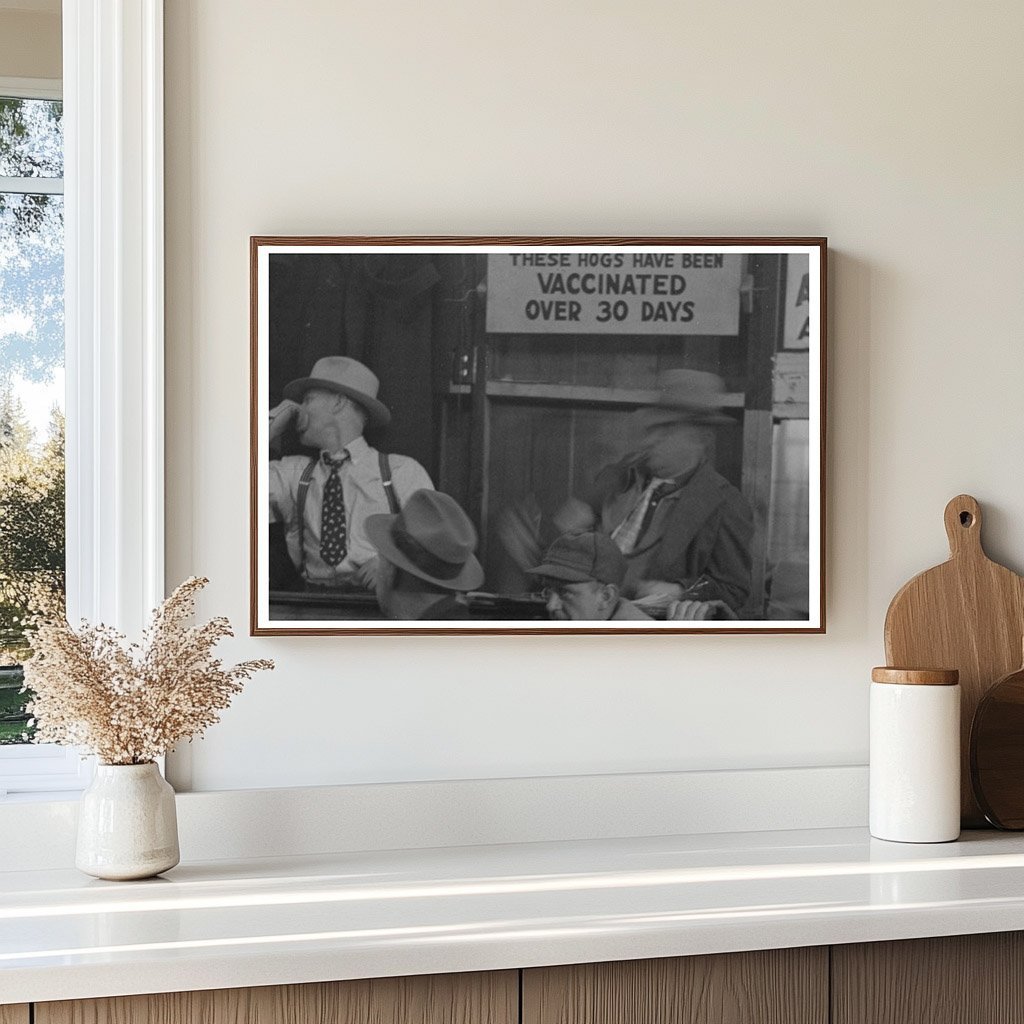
top-left (540, 582), bottom-right (593, 602)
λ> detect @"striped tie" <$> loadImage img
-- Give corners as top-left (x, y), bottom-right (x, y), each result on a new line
top-left (320, 454), bottom-right (348, 566)
top-left (612, 480), bottom-right (674, 554)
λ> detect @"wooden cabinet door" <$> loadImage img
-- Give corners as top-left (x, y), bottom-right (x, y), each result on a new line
top-left (36, 971), bottom-right (518, 1024)
top-left (523, 949), bottom-right (828, 1024)
top-left (832, 933), bottom-right (1024, 1024)
top-left (0, 1007), bottom-right (29, 1024)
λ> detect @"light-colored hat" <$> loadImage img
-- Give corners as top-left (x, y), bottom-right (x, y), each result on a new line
top-left (366, 489), bottom-right (484, 592)
top-left (283, 356), bottom-right (391, 428)
top-left (529, 531), bottom-right (627, 588)
top-left (635, 369), bottom-right (733, 429)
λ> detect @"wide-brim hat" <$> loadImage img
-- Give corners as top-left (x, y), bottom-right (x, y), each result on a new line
top-left (366, 489), bottom-right (485, 592)
top-left (283, 356), bottom-right (391, 428)
top-left (635, 368), bottom-right (733, 429)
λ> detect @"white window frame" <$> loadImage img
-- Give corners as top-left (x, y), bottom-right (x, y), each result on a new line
top-left (0, 0), bottom-right (164, 799)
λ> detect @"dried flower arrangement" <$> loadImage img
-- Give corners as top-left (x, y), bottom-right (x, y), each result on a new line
top-left (22, 576), bottom-right (273, 765)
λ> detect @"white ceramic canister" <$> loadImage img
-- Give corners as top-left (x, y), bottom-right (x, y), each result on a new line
top-left (870, 667), bottom-right (961, 843)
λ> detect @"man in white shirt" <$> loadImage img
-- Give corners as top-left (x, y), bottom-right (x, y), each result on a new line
top-left (268, 356), bottom-right (433, 590)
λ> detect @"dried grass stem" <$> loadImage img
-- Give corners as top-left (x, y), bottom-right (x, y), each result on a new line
top-left (23, 577), bottom-right (273, 765)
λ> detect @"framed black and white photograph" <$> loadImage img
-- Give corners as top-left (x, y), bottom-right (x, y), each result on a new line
top-left (250, 237), bottom-right (826, 634)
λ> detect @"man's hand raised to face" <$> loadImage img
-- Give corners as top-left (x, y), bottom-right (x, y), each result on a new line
top-left (269, 399), bottom-right (307, 445)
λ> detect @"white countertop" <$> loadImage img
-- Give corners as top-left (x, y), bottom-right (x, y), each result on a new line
top-left (5, 826), bottom-right (1024, 1004)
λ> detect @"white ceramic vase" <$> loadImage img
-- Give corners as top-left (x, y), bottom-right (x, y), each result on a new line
top-left (76, 762), bottom-right (180, 880)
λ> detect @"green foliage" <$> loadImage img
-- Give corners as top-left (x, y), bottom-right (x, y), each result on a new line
top-left (0, 666), bottom-right (30, 744)
top-left (0, 400), bottom-right (63, 743)
top-left (0, 97), bottom-right (62, 241)
top-left (0, 96), bottom-right (66, 742)
top-left (0, 97), bottom-right (62, 177)
top-left (0, 392), bottom-right (64, 663)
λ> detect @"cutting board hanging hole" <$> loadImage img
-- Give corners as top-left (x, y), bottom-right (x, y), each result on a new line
top-left (944, 494), bottom-right (983, 556)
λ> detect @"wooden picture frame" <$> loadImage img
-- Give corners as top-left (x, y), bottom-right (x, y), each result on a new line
top-left (250, 236), bottom-right (826, 635)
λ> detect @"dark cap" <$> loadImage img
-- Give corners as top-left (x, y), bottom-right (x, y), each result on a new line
top-left (529, 531), bottom-right (627, 587)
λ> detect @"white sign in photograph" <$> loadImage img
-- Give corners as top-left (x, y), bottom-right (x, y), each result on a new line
top-left (485, 251), bottom-right (743, 336)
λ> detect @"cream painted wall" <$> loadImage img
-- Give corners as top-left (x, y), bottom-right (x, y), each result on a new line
top-left (0, 9), bottom-right (60, 80)
top-left (164, 0), bottom-right (1024, 791)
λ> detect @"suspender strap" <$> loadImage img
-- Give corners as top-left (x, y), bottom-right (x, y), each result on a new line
top-left (295, 456), bottom-right (317, 573)
top-left (379, 451), bottom-right (400, 514)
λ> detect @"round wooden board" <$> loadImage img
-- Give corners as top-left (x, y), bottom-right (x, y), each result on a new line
top-left (971, 664), bottom-right (1024, 829)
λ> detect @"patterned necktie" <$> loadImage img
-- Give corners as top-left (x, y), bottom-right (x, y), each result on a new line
top-left (319, 453), bottom-right (348, 566)
top-left (612, 480), bottom-right (675, 555)
top-left (636, 480), bottom-right (674, 540)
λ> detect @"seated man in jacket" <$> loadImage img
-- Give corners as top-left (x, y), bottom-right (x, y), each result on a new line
top-left (604, 369), bottom-right (753, 616)
top-left (268, 356), bottom-right (433, 592)
top-left (367, 489), bottom-right (484, 620)
top-left (530, 531), bottom-right (652, 622)
top-left (558, 370), bottom-right (754, 619)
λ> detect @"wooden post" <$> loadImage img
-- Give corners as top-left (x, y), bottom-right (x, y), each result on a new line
top-left (740, 254), bottom-right (786, 617)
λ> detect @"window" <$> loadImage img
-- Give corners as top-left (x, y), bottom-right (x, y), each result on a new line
top-left (0, 5), bottom-right (166, 798)
top-left (0, 87), bottom-right (65, 733)
top-left (0, 79), bottom-right (84, 797)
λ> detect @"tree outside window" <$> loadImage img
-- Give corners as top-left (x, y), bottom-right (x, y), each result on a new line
top-left (0, 94), bottom-right (65, 744)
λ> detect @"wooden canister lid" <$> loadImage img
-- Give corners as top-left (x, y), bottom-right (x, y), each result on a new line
top-left (871, 667), bottom-right (959, 686)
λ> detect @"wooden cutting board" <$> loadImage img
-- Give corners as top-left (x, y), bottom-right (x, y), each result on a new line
top-left (884, 494), bottom-right (1024, 827)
